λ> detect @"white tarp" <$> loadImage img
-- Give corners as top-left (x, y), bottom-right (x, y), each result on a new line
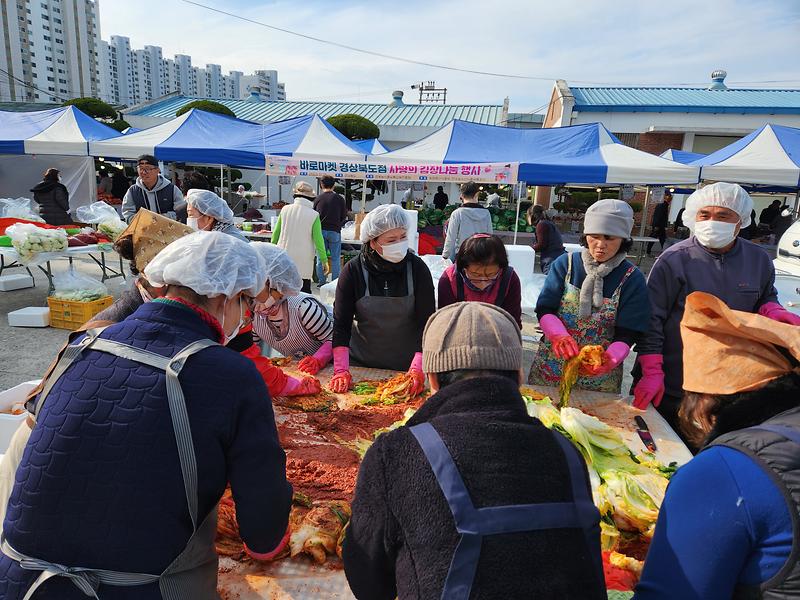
top-left (0, 155), bottom-right (96, 214)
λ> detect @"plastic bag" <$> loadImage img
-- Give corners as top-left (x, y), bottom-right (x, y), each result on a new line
top-left (341, 221), bottom-right (356, 240)
top-left (419, 254), bottom-right (452, 283)
top-left (0, 197), bottom-right (43, 222)
top-left (75, 201), bottom-right (126, 240)
top-left (50, 265), bottom-right (108, 302)
top-left (6, 223), bottom-right (67, 264)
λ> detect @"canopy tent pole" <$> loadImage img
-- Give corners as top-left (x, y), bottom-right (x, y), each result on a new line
top-left (639, 186), bottom-right (651, 239)
top-left (794, 189), bottom-right (800, 219)
top-left (513, 183), bottom-right (524, 245)
top-left (360, 177), bottom-right (368, 212)
top-left (219, 165), bottom-right (224, 197)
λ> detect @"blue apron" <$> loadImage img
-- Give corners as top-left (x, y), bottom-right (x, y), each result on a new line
top-left (409, 422), bottom-right (603, 600)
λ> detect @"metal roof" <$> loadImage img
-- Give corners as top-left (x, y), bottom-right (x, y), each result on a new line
top-left (0, 101), bottom-right (61, 112)
top-left (126, 95), bottom-right (504, 127)
top-left (571, 87), bottom-right (800, 114)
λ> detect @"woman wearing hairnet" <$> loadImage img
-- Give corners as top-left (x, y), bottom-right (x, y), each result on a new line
top-left (186, 188), bottom-right (248, 241)
top-left (633, 183), bottom-right (799, 433)
top-left (250, 243), bottom-right (334, 374)
top-left (329, 204), bottom-right (435, 393)
top-left (0, 231), bottom-right (293, 599)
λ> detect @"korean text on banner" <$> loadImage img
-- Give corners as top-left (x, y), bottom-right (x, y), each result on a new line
top-left (265, 154), bottom-right (519, 184)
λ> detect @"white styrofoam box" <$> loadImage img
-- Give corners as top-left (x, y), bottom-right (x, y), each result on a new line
top-left (775, 275), bottom-right (800, 315)
top-left (0, 380), bottom-right (39, 453)
top-left (7, 306), bottom-right (49, 327)
top-left (505, 245), bottom-right (536, 278)
top-left (404, 208), bottom-right (419, 254)
top-left (0, 273), bottom-right (34, 291)
top-left (260, 209), bottom-right (277, 221)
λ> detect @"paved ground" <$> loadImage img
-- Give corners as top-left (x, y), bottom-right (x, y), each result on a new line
top-left (0, 249), bottom-right (660, 392)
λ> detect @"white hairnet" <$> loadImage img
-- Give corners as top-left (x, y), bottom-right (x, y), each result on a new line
top-left (144, 231), bottom-right (266, 298)
top-left (186, 189), bottom-right (235, 224)
top-left (359, 203), bottom-right (409, 242)
top-left (249, 242), bottom-right (302, 296)
top-left (683, 182), bottom-right (753, 231)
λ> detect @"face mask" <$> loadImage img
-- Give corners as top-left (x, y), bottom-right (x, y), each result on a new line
top-left (186, 217), bottom-right (199, 231)
top-left (379, 239), bottom-right (408, 263)
top-left (256, 294), bottom-right (284, 314)
top-left (694, 220), bottom-right (738, 249)
top-left (221, 296), bottom-right (246, 345)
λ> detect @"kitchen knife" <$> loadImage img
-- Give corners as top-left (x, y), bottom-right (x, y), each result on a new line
top-left (634, 415), bottom-right (657, 453)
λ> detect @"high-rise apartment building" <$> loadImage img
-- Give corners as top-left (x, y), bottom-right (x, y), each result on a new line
top-left (240, 70), bottom-right (286, 102)
top-left (0, 0), bottom-right (101, 103)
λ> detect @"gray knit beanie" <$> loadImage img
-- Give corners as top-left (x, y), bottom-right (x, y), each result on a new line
top-left (422, 302), bottom-right (522, 373)
top-left (583, 199), bottom-right (634, 239)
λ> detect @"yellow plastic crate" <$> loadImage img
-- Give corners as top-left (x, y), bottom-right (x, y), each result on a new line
top-left (47, 295), bottom-right (114, 330)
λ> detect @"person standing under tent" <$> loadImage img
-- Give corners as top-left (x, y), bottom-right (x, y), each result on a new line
top-left (30, 168), bottom-right (71, 225)
top-left (759, 199), bottom-right (782, 227)
top-left (343, 302), bottom-right (606, 600)
top-left (633, 183), bottom-right (799, 433)
top-left (633, 292), bottom-right (798, 599)
top-left (250, 242), bottom-right (334, 375)
top-left (0, 232), bottom-right (292, 600)
top-left (121, 155), bottom-right (185, 222)
top-left (528, 204), bottom-right (566, 274)
top-left (438, 234), bottom-right (522, 329)
top-left (313, 176), bottom-right (347, 286)
top-left (442, 181), bottom-right (493, 260)
top-left (329, 204), bottom-right (435, 393)
top-left (272, 181), bottom-right (329, 293)
top-left (433, 185), bottom-right (449, 210)
top-left (185, 189), bottom-right (248, 241)
top-left (645, 191), bottom-right (671, 255)
top-left (529, 199), bottom-right (650, 395)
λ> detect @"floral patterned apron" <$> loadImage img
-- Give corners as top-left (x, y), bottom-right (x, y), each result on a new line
top-left (528, 253), bottom-right (634, 394)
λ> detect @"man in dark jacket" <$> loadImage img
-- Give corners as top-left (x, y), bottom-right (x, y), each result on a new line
top-left (433, 185), bottom-right (449, 210)
top-left (121, 155), bottom-right (185, 222)
top-left (645, 192), bottom-right (671, 255)
top-left (30, 168), bottom-right (71, 225)
top-left (343, 302), bottom-right (605, 600)
top-left (313, 175), bottom-right (347, 285)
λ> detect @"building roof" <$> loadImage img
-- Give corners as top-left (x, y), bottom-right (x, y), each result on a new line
top-left (571, 87), bottom-right (800, 114)
top-left (0, 101), bottom-right (61, 112)
top-left (126, 95), bottom-right (504, 127)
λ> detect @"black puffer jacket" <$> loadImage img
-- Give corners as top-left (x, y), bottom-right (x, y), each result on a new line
top-left (342, 376), bottom-right (606, 600)
top-left (30, 180), bottom-right (71, 225)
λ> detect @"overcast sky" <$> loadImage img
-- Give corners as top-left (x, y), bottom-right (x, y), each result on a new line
top-left (99, 0), bottom-right (800, 112)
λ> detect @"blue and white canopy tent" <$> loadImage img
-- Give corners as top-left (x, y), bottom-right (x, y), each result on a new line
top-left (378, 120), bottom-right (700, 185)
top-left (693, 124), bottom-right (800, 189)
top-left (0, 106), bottom-right (121, 207)
top-left (352, 138), bottom-right (390, 155)
top-left (0, 106), bottom-right (120, 156)
top-left (89, 111), bottom-right (365, 167)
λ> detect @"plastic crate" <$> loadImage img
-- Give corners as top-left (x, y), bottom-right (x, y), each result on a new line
top-left (46, 295), bottom-right (113, 330)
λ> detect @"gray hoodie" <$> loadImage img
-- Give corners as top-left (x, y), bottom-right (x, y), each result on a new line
top-left (442, 203), bottom-right (493, 259)
top-left (121, 174), bottom-right (186, 222)
top-left (637, 236), bottom-right (778, 397)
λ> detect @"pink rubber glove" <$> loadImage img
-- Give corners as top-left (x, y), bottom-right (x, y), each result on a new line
top-left (539, 314), bottom-right (579, 360)
top-left (758, 302), bottom-right (800, 326)
top-left (298, 341), bottom-right (333, 375)
top-left (279, 375), bottom-right (322, 397)
top-left (245, 527), bottom-right (291, 561)
top-left (633, 354), bottom-right (665, 410)
top-left (406, 352), bottom-right (425, 396)
top-left (581, 342), bottom-right (630, 377)
top-left (329, 346), bottom-right (352, 393)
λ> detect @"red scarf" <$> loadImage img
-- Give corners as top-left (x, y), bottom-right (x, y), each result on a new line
top-left (154, 297), bottom-right (225, 342)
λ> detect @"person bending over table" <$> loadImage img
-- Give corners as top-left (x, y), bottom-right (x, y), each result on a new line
top-left (329, 204), bottom-right (435, 393)
top-left (250, 242), bottom-right (334, 375)
top-left (633, 292), bottom-right (798, 599)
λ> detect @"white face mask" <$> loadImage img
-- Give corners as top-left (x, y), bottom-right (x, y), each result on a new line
top-left (379, 239), bottom-right (408, 263)
top-left (694, 220), bottom-right (739, 249)
top-left (221, 296), bottom-right (246, 345)
top-left (186, 217), bottom-right (200, 231)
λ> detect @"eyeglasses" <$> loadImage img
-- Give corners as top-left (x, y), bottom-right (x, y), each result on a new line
top-left (464, 270), bottom-right (501, 283)
top-left (137, 165), bottom-right (158, 174)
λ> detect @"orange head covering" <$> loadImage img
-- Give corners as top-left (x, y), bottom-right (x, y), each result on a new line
top-left (680, 291), bottom-right (800, 395)
top-left (116, 209), bottom-right (193, 273)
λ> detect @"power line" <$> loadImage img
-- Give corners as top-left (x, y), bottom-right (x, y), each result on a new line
top-left (0, 67), bottom-right (68, 102)
top-left (179, 0), bottom-right (800, 88)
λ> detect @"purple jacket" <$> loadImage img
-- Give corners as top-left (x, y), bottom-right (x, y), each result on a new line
top-left (637, 237), bottom-right (778, 397)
